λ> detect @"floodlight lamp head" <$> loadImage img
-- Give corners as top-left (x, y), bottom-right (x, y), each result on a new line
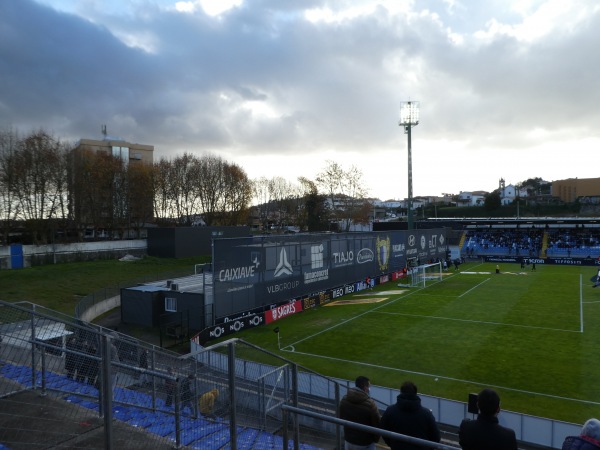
top-left (399, 101), bottom-right (420, 126)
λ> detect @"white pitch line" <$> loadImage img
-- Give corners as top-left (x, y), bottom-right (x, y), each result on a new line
top-left (458, 277), bottom-right (490, 298)
top-left (285, 284), bottom-right (425, 348)
top-left (280, 349), bottom-right (600, 407)
top-left (373, 311), bottom-right (580, 333)
top-left (285, 261), bottom-right (497, 350)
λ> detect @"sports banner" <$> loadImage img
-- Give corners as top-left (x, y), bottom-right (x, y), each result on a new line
top-left (212, 229), bottom-right (447, 320)
top-left (264, 300), bottom-right (303, 324)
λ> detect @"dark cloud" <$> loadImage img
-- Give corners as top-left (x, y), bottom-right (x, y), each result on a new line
top-left (1, 0), bottom-right (599, 198)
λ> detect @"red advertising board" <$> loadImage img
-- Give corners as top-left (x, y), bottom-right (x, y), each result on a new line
top-left (265, 300), bottom-right (303, 324)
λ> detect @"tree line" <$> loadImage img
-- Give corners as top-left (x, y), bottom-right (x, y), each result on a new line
top-left (0, 128), bottom-right (371, 244)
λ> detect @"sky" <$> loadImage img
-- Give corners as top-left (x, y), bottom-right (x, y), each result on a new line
top-left (1, 0), bottom-right (599, 201)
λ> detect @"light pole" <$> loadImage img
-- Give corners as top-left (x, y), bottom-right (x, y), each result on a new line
top-left (399, 101), bottom-right (420, 231)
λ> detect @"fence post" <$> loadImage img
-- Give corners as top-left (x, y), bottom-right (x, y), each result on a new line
top-left (335, 383), bottom-right (342, 449)
top-left (101, 334), bottom-right (114, 450)
top-left (30, 309), bottom-right (38, 389)
top-left (228, 341), bottom-right (238, 450)
top-left (174, 380), bottom-right (181, 448)
top-left (40, 350), bottom-right (47, 396)
top-left (291, 364), bottom-right (299, 450)
top-left (282, 407), bottom-right (289, 449)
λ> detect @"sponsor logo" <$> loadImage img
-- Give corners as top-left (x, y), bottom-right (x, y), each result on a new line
top-left (272, 302), bottom-right (296, 321)
top-left (333, 251), bottom-right (354, 264)
top-left (305, 269), bottom-right (329, 283)
top-left (311, 244), bottom-right (324, 269)
top-left (305, 244), bottom-right (329, 284)
top-left (319, 291), bottom-right (332, 305)
top-left (357, 248), bottom-right (375, 263)
top-left (421, 235), bottom-right (426, 250)
top-left (274, 248), bottom-right (293, 277)
top-left (223, 312), bottom-right (262, 326)
top-left (265, 300), bottom-right (303, 323)
top-left (408, 234), bottom-right (416, 247)
top-left (210, 326), bottom-right (225, 339)
top-left (218, 257), bottom-right (259, 282)
top-left (429, 234), bottom-right (437, 248)
top-left (439, 234), bottom-right (445, 246)
top-left (376, 236), bottom-right (390, 271)
top-left (304, 297), bottom-right (317, 309)
top-left (228, 320), bottom-right (244, 332)
top-left (267, 280), bottom-right (300, 294)
top-left (392, 243), bottom-right (405, 253)
top-left (333, 284), bottom-right (355, 298)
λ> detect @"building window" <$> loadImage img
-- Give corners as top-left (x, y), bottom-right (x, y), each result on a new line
top-left (112, 146), bottom-right (130, 165)
top-left (165, 297), bottom-right (177, 312)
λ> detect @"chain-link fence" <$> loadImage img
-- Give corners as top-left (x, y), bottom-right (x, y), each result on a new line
top-left (2, 299), bottom-right (459, 450)
top-left (0, 301), bottom-right (341, 449)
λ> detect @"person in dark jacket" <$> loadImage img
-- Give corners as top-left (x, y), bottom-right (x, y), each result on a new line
top-left (338, 376), bottom-right (381, 450)
top-left (459, 388), bottom-right (517, 450)
top-left (380, 381), bottom-right (440, 450)
top-left (64, 336), bottom-right (78, 380)
top-left (562, 418), bottom-right (600, 450)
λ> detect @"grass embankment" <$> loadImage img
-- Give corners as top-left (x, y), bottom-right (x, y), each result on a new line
top-left (0, 256), bottom-right (208, 315)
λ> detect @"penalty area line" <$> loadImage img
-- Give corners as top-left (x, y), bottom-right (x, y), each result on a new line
top-left (284, 286), bottom-right (425, 349)
top-left (373, 311), bottom-right (580, 333)
top-left (459, 277), bottom-right (490, 298)
top-left (280, 349), bottom-right (600, 407)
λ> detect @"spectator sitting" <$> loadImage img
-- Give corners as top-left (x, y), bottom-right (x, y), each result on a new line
top-left (562, 418), bottom-right (600, 449)
top-left (199, 388), bottom-right (220, 419)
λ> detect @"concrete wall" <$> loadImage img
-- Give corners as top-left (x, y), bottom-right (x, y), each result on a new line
top-left (0, 240), bottom-right (147, 269)
top-left (78, 295), bottom-right (121, 323)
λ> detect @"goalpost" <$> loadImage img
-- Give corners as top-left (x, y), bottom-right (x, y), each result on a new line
top-left (410, 261), bottom-right (443, 288)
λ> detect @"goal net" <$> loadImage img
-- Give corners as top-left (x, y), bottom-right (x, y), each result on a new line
top-left (410, 261), bottom-right (443, 288)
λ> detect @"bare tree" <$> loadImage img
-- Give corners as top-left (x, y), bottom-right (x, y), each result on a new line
top-left (298, 176), bottom-right (330, 231)
top-left (71, 149), bottom-right (122, 239)
top-left (316, 160), bottom-right (369, 231)
top-left (251, 176), bottom-right (299, 230)
top-left (220, 162), bottom-right (252, 225)
top-left (126, 162), bottom-right (154, 237)
top-left (169, 153), bottom-right (201, 225)
top-left (197, 154), bottom-right (226, 226)
top-left (252, 177), bottom-right (273, 230)
top-left (11, 130), bottom-right (69, 243)
top-left (0, 128), bottom-right (21, 244)
top-left (152, 158), bottom-right (176, 225)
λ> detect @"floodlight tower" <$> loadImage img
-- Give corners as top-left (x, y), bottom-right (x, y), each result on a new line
top-left (399, 101), bottom-right (420, 231)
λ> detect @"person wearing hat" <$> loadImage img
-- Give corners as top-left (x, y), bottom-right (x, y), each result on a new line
top-left (562, 418), bottom-right (600, 449)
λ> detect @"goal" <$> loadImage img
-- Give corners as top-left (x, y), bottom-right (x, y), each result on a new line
top-left (410, 261), bottom-right (443, 288)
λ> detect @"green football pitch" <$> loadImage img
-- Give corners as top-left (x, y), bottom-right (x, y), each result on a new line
top-left (220, 260), bottom-right (600, 425)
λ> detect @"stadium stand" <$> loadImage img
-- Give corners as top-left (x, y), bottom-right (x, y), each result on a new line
top-left (462, 229), bottom-right (543, 258)
top-left (545, 228), bottom-right (600, 258)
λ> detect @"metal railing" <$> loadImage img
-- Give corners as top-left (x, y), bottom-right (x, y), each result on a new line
top-left (282, 404), bottom-right (459, 450)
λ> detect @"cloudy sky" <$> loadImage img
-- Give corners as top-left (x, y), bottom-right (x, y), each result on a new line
top-left (1, 0), bottom-right (599, 201)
